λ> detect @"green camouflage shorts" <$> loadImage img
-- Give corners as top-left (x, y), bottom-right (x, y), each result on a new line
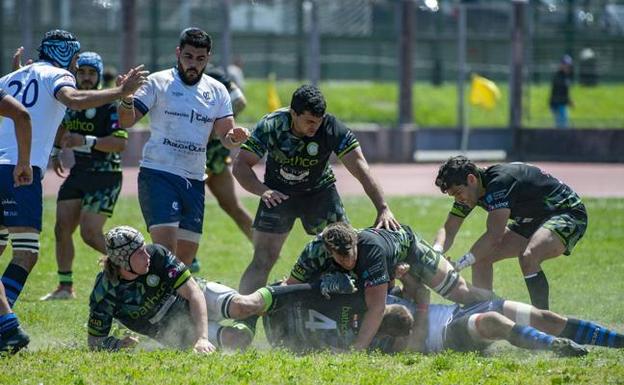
top-left (508, 205), bottom-right (587, 255)
top-left (205, 138), bottom-right (231, 175)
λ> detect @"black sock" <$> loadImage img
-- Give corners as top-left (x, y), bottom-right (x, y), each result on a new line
top-left (1, 264), bottom-right (29, 307)
top-left (263, 283), bottom-right (319, 312)
top-left (524, 271), bottom-right (549, 310)
top-left (559, 318), bottom-right (624, 348)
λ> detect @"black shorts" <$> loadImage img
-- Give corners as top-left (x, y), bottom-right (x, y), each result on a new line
top-left (508, 205), bottom-right (587, 255)
top-left (443, 300), bottom-right (505, 353)
top-left (57, 170), bottom-right (122, 217)
top-left (252, 185), bottom-right (348, 235)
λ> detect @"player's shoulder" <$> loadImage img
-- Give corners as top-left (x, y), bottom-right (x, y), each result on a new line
top-left (257, 108), bottom-right (290, 131)
top-left (89, 271), bottom-right (116, 303)
top-left (147, 68), bottom-right (176, 86)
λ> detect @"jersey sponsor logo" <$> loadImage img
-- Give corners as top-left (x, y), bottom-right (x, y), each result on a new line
top-left (487, 202), bottom-right (509, 211)
top-left (164, 110), bottom-right (190, 119)
top-left (279, 167), bottom-right (309, 181)
top-left (276, 155), bottom-right (319, 168)
top-left (85, 108), bottom-right (97, 119)
top-left (171, 91), bottom-right (183, 97)
top-left (172, 201), bottom-right (179, 211)
top-left (162, 138), bottom-right (206, 153)
top-left (146, 274), bottom-right (160, 287)
top-left (364, 274), bottom-right (388, 288)
top-left (306, 142), bottom-right (319, 156)
top-left (129, 282), bottom-right (169, 319)
top-left (167, 267), bottom-right (180, 279)
top-left (65, 119), bottom-right (95, 132)
top-left (190, 110), bottom-right (213, 124)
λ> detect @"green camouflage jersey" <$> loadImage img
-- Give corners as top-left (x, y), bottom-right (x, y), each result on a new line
top-left (88, 244), bottom-right (195, 344)
top-left (63, 103), bottom-right (127, 172)
top-left (290, 226), bottom-right (415, 290)
top-left (449, 163), bottom-right (583, 221)
top-left (241, 108), bottom-right (359, 195)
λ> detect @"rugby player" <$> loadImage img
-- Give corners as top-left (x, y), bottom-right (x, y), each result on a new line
top-left (0, 29), bottom-right (147, 309)
top-left (433, 156), bottom-right (587, 309)
top-left (117, 27), bottom-right (249, 268)
top-left (0, 90), bottom-right (32, 353)
top-left (285, 222), bottom-right (495, 350)
top-left (41, 52), bottom-right (128, 300)
top-left (233, 84), bottom-right (399, 295)
top-left (87, 226), bottom-right (355, 352)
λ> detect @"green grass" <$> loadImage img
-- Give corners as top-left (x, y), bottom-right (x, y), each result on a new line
top-left (1, 196), bottom-right (623, 384)
top-left (237, 80), bottom-right (624, 129)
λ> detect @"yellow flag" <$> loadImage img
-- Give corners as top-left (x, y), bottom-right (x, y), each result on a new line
top-left (469, 74), bottom-right (501, 110)
top-left (267, 73), bottom-right (282, 112)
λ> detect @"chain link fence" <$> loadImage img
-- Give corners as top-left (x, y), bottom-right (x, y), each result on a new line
top-left (1, 0), bottom-right (623, 128)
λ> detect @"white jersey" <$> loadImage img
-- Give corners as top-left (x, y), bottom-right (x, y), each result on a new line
top-left (0, 62), bottom-right (75, 169)
top-left (134, 68), bottom-right (233, 180)
top-left (425, 304), bottom-right (457, 353)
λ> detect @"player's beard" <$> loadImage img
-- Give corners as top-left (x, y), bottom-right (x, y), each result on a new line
top-left (177, 60), bottom-right (203, 86)
top-left (78, 80), bottom-right (95, 90)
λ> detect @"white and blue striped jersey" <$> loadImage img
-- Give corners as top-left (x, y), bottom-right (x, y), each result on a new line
top-left (0, 62), bottom-right (76, 169)
top-left (134, 68), bottom-right (233, 181)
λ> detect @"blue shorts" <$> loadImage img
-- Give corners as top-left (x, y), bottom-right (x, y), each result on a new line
top-left (0, 165), bottom-right (43, 231)
top-left (138, 167), bottom-right (205, 234)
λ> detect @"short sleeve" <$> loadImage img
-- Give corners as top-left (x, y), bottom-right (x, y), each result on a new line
top-left (290, 238), bottom-right (328, 282)
top-left (329, 117), bottom-right (360, 158)
top-left (240, 119), bottom-right (270, 159)
top-left (214, 84), bottom-right (233, 120)
top-left (133, 77), bottom-right (157, 115)
top-left (52, 72), bottom-right (77, 99)
top-left (449, 201), bottom-right (473, 218)
top-left (88, 274), bottom-right (115, 337)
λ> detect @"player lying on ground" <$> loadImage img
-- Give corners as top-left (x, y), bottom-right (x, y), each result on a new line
top-left (376, 271), bottom-right (624, 357)
top-left (286, 222), bottom-right (495, 350)
top-left (87, 226), bottom-right (355, 353)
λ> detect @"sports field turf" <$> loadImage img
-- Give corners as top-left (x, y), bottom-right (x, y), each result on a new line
top-left (1, 196), bottom-right (623, 384)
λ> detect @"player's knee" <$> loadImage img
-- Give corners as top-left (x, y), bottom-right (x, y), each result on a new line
top-left (540, 309), bottom-right (565, 325)
top-left (79, 225), bottom-right (101, 246)
top-left (219, 324), bottom-right (253, 350)
top-left (250, 250), bottom-right (280, 271)
top-left (471, 312), bottom-right (506, 340)
top-left (518, 252), bottom-right (539, 273)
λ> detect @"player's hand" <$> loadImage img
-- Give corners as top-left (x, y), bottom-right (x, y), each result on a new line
top-left (261, 189), bottom-right (289, 208)
top-left (13, 162), bottom-right (33, 187)
top-left (319, 272), bottom-right (357, 299)
top-left (193, 337), bottom-right (216, 354)
top-left (374, 207), bottom-right (401, 231)
top-left (12, 47), bottom-right (33, 71)
top-left (226, 126), bottom-right (250, 145)
top-left (119, 65), bottom-right (149, 96)
top-left (394, 262), bottom-right (411, 279)
top-left (51, 156), bottom-right (66, 178)
top-left (118, 335), bottom-right (139, 349)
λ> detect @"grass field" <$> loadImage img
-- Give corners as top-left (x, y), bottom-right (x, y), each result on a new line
top-left (1, 195), bottom-right (623, 384)
top-left (237, 80), bottom-right (624, 129)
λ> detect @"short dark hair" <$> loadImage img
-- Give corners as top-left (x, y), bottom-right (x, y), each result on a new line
top-left (435, 155), bottom-right (479, 193)
top-left (378, 304), bottom-right (414, 337)
top-left (179, 27), bottom-right (211, 52)
top-left (321, 222), bottom-right (357, 255)
top-left (290, 85), bottom-right (326, 117)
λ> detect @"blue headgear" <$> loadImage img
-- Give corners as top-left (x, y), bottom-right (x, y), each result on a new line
top-left (77, 52), bottom-right (104, 87)
top-left (38, 29), bottom-right (81, 70)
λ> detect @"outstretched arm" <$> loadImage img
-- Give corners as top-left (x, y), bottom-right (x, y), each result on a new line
top-left (432, 214), bottom-right (464, 253)
top-left (176, 278), bottom-right (215, 353)
top-left (340, 148), bottom-right (399, 230)
top-left (352, 283), bottom-right (388, 350)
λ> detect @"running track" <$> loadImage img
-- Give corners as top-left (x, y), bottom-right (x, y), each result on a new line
top-left (42, 162), bottom-right (624, 198)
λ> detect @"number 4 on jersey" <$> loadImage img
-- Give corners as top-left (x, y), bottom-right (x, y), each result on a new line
top-left (304, 309), bottom-right (337, 331)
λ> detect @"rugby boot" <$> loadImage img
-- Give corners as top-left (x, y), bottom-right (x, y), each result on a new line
top-left (0, 326), bottom-right (30, 354)
top-left (551, 337), bottom-right (589, 357)
top-left (39, 285), bottom-right (76, 301)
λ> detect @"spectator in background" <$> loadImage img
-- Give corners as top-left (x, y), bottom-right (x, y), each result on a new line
top-left (549, 55), bottom-right (574, 129)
